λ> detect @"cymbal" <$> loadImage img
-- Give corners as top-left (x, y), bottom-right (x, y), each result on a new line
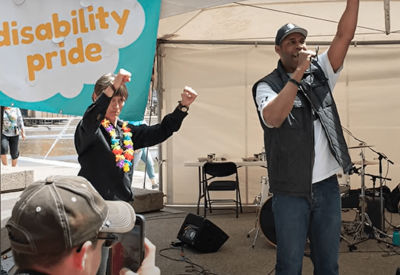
top-left (348, 144), bottom-right (374, 149)
top-left (353, 160), bottom-right (379, 166)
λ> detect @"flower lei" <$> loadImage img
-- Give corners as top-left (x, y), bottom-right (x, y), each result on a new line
top-left (101, 119), bottom-right (134, 172)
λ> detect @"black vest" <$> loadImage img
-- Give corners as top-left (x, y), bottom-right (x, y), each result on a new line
top-left (252, 60), bottom-right (352, 198)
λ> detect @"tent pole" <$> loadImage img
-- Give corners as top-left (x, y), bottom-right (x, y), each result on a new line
top-left (384, 0), bottom-right (390, 35)
top-left (158, 39), bottom-right (400, 46)
top-left (156, 42), bottom-right (169, 202)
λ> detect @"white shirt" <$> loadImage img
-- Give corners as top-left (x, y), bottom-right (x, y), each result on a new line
top-left (255, 51), bottom-right (342, 183)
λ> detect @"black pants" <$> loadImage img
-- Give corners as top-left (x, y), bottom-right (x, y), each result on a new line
top-left (1, 134), bottom-right (20, 159)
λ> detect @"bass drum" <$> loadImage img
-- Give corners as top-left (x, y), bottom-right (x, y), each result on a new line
top-left (259, 197), bottom-right (276, 247)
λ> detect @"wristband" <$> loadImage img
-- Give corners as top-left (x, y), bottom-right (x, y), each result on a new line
top-left (288, 78), bottom-right (301, 88)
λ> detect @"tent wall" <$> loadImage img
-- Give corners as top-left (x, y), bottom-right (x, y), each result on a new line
top-left (158, 43), bottom-right (400, 205)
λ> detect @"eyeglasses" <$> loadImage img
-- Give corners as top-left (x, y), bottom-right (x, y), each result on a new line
top-left (97, 232), bottom-right (120, 248)
top-left (76, 233), bottom-right (120, 252)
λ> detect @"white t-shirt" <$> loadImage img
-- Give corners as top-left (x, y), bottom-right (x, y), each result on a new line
top-left (255, 51), bottom-right (342, 183)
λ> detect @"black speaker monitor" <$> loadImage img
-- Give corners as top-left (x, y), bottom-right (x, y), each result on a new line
top-left (177, 213), bottom-right (229, 253)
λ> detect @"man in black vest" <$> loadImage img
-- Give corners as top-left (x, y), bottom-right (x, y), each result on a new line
top-left (252, 1), bottom-right (359, 274)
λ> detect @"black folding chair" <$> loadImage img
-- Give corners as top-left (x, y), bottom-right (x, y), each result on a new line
top-left (202, 162), bottom-right (243, 218)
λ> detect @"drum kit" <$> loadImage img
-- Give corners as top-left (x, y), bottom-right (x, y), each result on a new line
top-left (247, 143), bottom-right (397, 250)
top-left (341, 143), bottom-right (396, 250)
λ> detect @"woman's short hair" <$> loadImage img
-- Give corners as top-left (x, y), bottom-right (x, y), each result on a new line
top-left (92, 73), bottom-right (128, 102)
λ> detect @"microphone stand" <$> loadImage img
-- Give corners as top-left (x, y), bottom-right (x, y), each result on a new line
top-left (346, 149), bottom-right (393, 250)
top-left (374, 151), bottom-right (394, 232)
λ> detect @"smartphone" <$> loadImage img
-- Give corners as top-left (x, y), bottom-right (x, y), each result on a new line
top-left (109, 214), bottom-right (145, 274)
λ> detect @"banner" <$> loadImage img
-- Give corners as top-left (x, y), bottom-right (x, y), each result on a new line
top-left (0, 0), bottom-right (161, 121)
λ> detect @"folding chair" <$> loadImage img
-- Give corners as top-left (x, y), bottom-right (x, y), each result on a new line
top-left (202, 162), bottom-right (243, 218)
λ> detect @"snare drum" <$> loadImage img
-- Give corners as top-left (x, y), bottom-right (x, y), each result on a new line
top-left (259, 196), bottom-right (276, 247)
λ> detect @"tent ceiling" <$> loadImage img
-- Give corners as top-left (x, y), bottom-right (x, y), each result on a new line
top-left (159, 0), bottom-right (400, 43)
top-left (160, 0), bottom-right (245, 18)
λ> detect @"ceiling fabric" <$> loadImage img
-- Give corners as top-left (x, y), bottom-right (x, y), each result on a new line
top-left (160, 0), bottom-right (245, 18)
top-left (159, 0), bottom-right (400, 43)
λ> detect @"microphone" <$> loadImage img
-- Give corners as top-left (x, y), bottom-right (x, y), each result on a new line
top-left (376, 151), bottom-right (395, 165)
top-left (310, 46), bottom-right (319, 62)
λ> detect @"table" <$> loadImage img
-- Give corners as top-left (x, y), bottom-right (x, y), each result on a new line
top-left (184, 160), bottom-right (267, 216)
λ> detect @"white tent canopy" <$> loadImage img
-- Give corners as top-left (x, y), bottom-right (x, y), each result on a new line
top-left (159, 0), bottom-right (400, 42)
top-left (157, 1), bottom-right (400, 205)
top-left (160, 0), bottom-right (247, 19)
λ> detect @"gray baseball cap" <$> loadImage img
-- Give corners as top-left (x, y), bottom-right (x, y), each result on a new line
top-left (275, 23), bottom-right (308, 45)
top-left (6, 175), bottom-right (136, 255)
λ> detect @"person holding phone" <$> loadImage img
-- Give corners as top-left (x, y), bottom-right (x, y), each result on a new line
top-left (6, 175), bottom-right (160, 275)
top-left (107, 214), bottom-right (146, 274)
top-left (252, 1), bottom-right (359, 274)
top-left (119, 238), bottom-right (159, 275)
top-left (74, 69), bottom-right (197, 202)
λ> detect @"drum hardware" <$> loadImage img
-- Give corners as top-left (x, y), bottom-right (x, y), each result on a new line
top-left (247, 176), bottom-right (273, 248)
top-left (247, 195), bottom-right (276, 248)
top-left (348, 144), bottom-right (374, 149)
top-left (246, 197), bottom-right (263, 248)
top-left (364, 173), bottom-right (392, 201)
top-left (345, 148), bottom-right (376, 248)
top-left (345, 147), bottom-right (395, 250)
top-left (372, 149), bottom-right (394, 232)
top-left (352, 160), bottom-right (379, 166)
top-left (340, 229), bottom-right (353, 245)
top-left (246, 211), bottom-right (261, 248)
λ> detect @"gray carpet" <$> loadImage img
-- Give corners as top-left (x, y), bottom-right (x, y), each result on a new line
top-left (142, 207), bottom-right (400, 275)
